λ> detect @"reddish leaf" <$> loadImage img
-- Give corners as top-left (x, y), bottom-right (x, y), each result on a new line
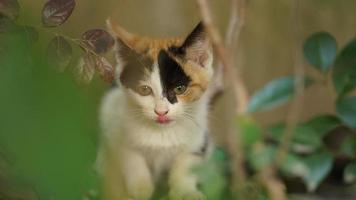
top-left (42, 0), bottom-right (75, 27)
top-left (74, 53), bottom-right (95, 84)
top-left (95, 56), bottom-right (115, 83)
top-left (81, 29), bottom-right (114, 54)
top-left (46, 36), bottom-right (72, 72)
top-left (0, 0), bottom-right (20, 20)
top-left (0, 15), bottom-right (17, 33)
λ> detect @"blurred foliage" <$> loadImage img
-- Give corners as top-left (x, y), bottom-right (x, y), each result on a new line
top-left (0, 27), bottom-right (101, 200)
top-left (199, 28), bottom-right (356, 200)
top-left (247, 76), bottom-right (313, 113)
top-left (303, 32), bottom-right (337, 73)
top-left (242, 31), bottom-right (356, 196)
top-left (0, 1), bottom-right (105, 199)
top-left (333, 39), bottom-right (356, 96)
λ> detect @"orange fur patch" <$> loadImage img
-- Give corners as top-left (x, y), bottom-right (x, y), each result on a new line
top-left (174, 58), bottom-right (212, 103)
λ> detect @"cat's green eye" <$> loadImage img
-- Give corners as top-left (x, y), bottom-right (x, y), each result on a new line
top-left (174, 85), bottom-right (187, 95)
top-left (137, 85), bottom-right (152, 96)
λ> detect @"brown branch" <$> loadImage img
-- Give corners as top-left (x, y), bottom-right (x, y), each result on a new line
top-left (209, 0), bottom-right (247, 104)
top-left (260, 1), bottom-right (304, 200)
top-left (225, 0), bottom-right (246, 49)
top-left (197, 0), bottom-right (249, 114)
top-left (274, 0), bottom-right (305, 167)
top-left (196, 1), bottom-right (290, 200)
top-left (259, 166), bottom-right (286, 200)
top-left (196, 0), bottom-right (249, 198)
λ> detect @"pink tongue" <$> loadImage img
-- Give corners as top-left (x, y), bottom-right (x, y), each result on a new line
top-left (157, 116), bottom-right (170, 123)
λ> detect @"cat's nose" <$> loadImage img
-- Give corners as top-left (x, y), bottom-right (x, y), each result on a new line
top-left (154, 109), bottom-right (169, 116)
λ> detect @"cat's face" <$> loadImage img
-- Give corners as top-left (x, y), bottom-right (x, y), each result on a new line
top-left (109, 22), bottom-right (213, 125)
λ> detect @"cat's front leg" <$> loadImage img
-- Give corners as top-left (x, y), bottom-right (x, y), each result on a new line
top-left (121, 149), bottom-right (154, 200)
top-left (168, 153), bottom-right (205, 200)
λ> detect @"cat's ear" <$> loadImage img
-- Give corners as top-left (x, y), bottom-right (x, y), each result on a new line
top-left (176, 22), bottom-right (212, 67)
top-left (106, 18), bottom-right (141, 64)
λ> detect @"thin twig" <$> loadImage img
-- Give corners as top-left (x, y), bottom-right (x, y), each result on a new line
top-left (196, 0), bottom-right (249, 197)
top-left (259, 166), bottom-right (286, 200)
top-left (209, 0), bottom-right (246, 104)
top-left (226, 0), bottom-right (246, 49)
top-left (257, 1), bottom-right (304, 200)
top-left (196, 0), bottom-right (249, 114)
top-left (274, 0), bottom-right (305, 167)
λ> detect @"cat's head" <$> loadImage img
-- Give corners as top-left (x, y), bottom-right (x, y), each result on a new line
top-left (107, 19), bottom-right (213, 126)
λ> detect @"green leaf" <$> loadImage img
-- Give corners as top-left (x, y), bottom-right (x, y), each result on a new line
top-left (0, 38), bottom-right (99, 199)
top-left (340, 136), bottom-right (356, 157)
top-left (303, 32), bottom-right (337, 72)
top-left (268, 124), bottom-right (322, 153)
top-left (236, 116), bottom-right (262, 149)
top-left (333, 38), bottom-right (356, 96)
top-left (344, 162), bottom-right (356, 184)
top-left (336, 96), bottom-right (356, 129)
top-left (248, 144), bottom-right (276, 171)
top-left (210, 147), bottom-right (229, 168)
top-left (197, 164), bottom-right (226, 200)
top-left (280, 153), bottom-right (308, 178)
top-left (196, 148), bottom-right (227, 200)
top-left (304, 115), bottom-right (342, 137)
top-left (302, 152), bottom-right (333, 192)
top-left (247, 76), bottom-right (313, 113)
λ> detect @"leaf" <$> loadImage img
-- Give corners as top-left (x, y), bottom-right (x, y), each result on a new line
top-left (340, 136), bottom-right (356, 157)
top-left (236, 116), bottom-right (262, 149)
top-left (304, 115), bottom-right (342, 137)
top-left (0, 15), bottom-right (19, 33)
top-left (94, 56), bottom-right (115, 83)
top-left (195, 148), bottom-right (227, 200)
top-left (280, 153), bottom-right (308, 178)
top-left (247, 76), bottom-right (313, 113)
top-left (81, 29), bottom-right (115, 54)
top-left (42, 0), bottom-right (76, 27)
top-left (336, 96), bottom-right (356, 129)
top-left (303, 32), bottom-right (337, 73)
top-left (269, 124), bottom-right (322, 153)
top-left (197, 162), bottom-right (226, 200)
top-left (302, 152), bottom-right (333, 192)
top-left (74, 54), bottom-right (96, 84)
top-left (46, 36), bottom-right (72, 72)
top-left (210, 147), bottom-right (229, 170)
top-left (333, 38), bottom-right (356, 96)
top-left (248, 143), bottom-right (276, 171)
top-left (344, 162), bottom-right (356, 184)
top-left (0, 0), bottom-right (20, 20)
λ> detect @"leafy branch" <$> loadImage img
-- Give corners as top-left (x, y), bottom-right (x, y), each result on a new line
top-left (1, 0), bottom-right (116, 84)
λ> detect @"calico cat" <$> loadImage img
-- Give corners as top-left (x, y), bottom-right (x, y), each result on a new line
top-left (96, 19), bottom-right (214, 200)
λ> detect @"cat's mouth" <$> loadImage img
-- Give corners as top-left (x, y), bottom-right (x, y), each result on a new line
top-left (155, 115), bottom-right (172, 124)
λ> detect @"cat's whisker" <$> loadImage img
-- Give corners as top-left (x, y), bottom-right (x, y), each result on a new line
top-left (182, 113), bottom-right (201, 128)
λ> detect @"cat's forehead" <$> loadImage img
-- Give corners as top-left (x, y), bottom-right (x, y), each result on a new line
top-left (137, 37), bottom-right (184, 61)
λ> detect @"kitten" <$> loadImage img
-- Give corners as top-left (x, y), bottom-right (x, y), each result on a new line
top-left (96, 19), bottom-right (214, 200)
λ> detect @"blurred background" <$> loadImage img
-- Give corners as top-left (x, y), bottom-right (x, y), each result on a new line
top-left (1, 0), bottom-right (356, 199)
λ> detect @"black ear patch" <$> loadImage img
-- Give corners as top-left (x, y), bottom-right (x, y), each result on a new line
top-left (169, 22), bottom-right (211, 67)
top-left (158, 50), bottom-right (191, 104)
top-left (116, 38), bottom-right (153, 90)
top-left (181, 22), bottom-right (205, 50)
top-left (169, 22), bottom-right (205, 55)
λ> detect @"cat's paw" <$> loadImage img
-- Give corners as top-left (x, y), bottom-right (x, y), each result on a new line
top-left (169, 190), bottom-right (206, 200)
